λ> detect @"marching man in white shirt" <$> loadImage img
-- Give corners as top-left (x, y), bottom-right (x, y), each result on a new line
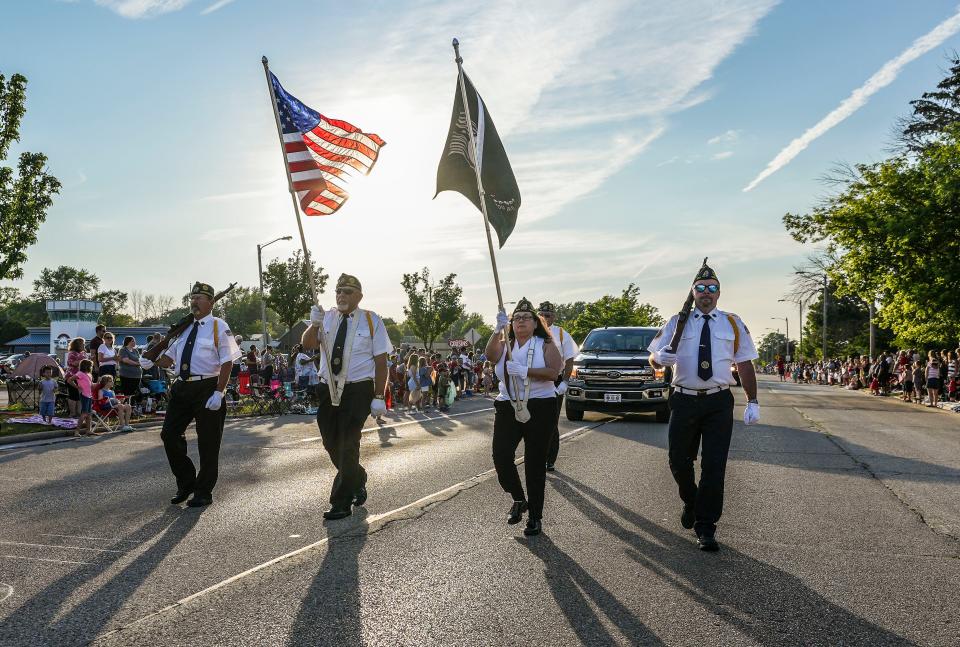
top-left (302, 273), bottom-right (392, 520)
top-left (648, 263), bottom-right (759, 552)
top-left (537, 301), bottom-right (579, 472)
top-left (140, 282), bottom-right (242, 508)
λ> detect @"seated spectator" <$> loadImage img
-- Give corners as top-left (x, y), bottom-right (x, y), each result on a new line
top-left (96, 375), bottom-right (134, 431)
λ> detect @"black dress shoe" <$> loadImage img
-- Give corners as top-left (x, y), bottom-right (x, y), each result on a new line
top-left (523, 519), bottom-right (542, 536)
top-left (353, 487), bottom-right (368, 507)
top-left (507, 500), bottom-right (527, 525)
top-left (186, 494), bottom-right (213, 507)
top-left (697, 535), bottom-right (719, 552)
top-left (170, 489), bottom-right (194, 505)
top-left (681, 503), bottom-right (695, 529)
top-left (323, 507), bottom-right (352, 520)
top-left (545, 463), bottom-right (556, 472)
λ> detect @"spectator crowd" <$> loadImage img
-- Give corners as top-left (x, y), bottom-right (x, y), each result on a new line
top-left (769, 348), bottom-right (960, 409)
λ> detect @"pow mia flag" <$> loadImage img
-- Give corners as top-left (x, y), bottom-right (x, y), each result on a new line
top-left (435, 72), bottom-right (521, 247)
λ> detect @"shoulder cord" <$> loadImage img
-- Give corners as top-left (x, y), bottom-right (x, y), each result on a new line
top-left (725, 314), bottom-right (739, 354)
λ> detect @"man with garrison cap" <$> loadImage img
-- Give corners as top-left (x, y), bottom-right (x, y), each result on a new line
top-left (647, 263), bottom-right (760, 551)
top-left (302, 273), bottom-right (392, 520)
top-left (537, 301), bottom-right (579, 471)
top-left (140, 282), bottom-right (241, 507)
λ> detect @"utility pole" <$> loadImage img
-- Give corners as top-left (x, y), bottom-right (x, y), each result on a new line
top-left (868, 299), bottom-right (875, 360)
top-left (822, 274), bottom-right (828, 360)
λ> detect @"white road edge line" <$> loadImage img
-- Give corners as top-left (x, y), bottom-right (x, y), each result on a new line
top-left (91, 419), bottom-right (608, 643)
top-left (274, 406), bottom-right (496, 446)
top-left (41, 533), bottom-right (141, 544)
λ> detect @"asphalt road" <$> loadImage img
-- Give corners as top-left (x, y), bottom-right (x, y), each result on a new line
top-left (1, 376), bottom-right (958, 646)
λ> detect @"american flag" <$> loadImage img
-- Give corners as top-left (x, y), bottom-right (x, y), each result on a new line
top-left (270, 72), bottom-right (385, 216)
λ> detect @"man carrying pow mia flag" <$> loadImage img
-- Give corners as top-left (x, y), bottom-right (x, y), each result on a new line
top-left (140, 282), bottom-right (242, 507)
top-left (537, 301), bottom-right (579, 472)
top-left (648, 263), bottom-right (760, 551)
top-left (302, 273), bottom-right (392, 520)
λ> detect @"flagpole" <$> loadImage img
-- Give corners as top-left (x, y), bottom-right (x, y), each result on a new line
top-left (452, 39), bottom-right (505, 314)
top-left (261, 55), bottom-right (320, 307)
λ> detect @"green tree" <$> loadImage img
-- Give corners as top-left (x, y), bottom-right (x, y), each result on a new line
top-left (93, 289), bottom-right (134, 327)
top-left (0, 73), bottom-right (61, 281)
top-left (445, 311), bottom-right (493, 344)
top-left (214, 285), bottom-right (282, 338)
top-left (0, 297), bottom-right (47, 326)
top-left (382, 317), bottom-right (403, 345)
top-left (553, 301), bottom-right (587, 326)
top-left (784, 130), bottom-right (960, 347)
top-left (898, 55), bottom-right (960, 152)
top-left (31, 265), bottom-right (100, 301)
top-left (0, 286), bottom-right (20, 308)
top-left (401, 267), bottom-right (464, 350)
top-left (565, 284), bottom-right (665, 342)
top-left (0, 316), bottom-right (27, 345)
top-left (261, 250), bottom-right (328, 339)
top-left (757, 331), bottom-right (789, 364)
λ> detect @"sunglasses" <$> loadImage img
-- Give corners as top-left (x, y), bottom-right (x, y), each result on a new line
top-left (512, 314), bottom-right (535, 322)
top-left (335, 288), bottom-right (356, 295)
top-left (694, 284), bottom-right (720, 294)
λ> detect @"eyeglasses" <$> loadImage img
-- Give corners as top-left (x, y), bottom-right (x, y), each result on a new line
top-left (512, 314), bottom-right (535, 322)
top-left (335, 288), bottom-right (356, 295)
top-left (694, 284), bottom-right (720, 294)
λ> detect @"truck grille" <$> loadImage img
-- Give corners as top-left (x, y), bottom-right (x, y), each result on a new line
top-left (577, 366), bottom-right (654, 387)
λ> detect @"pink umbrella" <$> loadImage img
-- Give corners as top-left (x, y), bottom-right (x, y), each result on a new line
top-left (12, 354), bottom-right (64, 379)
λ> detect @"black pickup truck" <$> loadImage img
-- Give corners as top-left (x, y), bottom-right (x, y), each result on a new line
top-left (565, 326), bottom-right (670, 423)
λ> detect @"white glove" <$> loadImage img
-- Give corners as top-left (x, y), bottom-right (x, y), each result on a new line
top-left (310, 305), bottom-right (324, 325)
top-left (205, 391), bottom-right (224, 411)
top-left (371, 397), bottom-right (387, 416)
top-left (506, 360), bottom-right (528, 379)
top-left (556, 380), bottom-right (569, 395)
top-left (656, 351), bottom-right (678, 367)
top-left (743, 402), bottom-right (760, 425)
top-left (495, 310), bottom-right (509, 333)
top-left (139, 357), bottom-right (155, 370)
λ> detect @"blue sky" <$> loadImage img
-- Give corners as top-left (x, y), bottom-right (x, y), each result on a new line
top-left (4, 0), bottom-right (960, 339)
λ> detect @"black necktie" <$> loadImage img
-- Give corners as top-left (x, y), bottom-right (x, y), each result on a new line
top-left (698, 315), bottom-right (713, 381)
top-left (331, 315), bottom-right (349, 375)
top-left (179, 321), bottom-right (200, 380)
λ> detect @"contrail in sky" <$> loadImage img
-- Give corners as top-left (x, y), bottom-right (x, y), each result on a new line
top-left (743, 7), bottom-right (960, 192)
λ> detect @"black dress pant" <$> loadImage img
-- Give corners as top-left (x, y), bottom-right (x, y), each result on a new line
top-left (492, 397), bottom-right (555, 520)
top-left (667, 388), bottom-right (734, 537)
top-left (317, 380), bottom-right (373, 509)
top-left (546, 393), bottom-right (563, 464)
top-left (160, 378), bottom-right (226, 497)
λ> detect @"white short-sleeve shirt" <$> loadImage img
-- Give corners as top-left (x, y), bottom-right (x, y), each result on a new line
top-left (550, 324), bottom-right (580, 362)
top-left (647, 309), bottom-right (757, 389)
top-left (316, 307), bottom-right (393, 382)
top-left (164, 314), bottom-right (242, 377)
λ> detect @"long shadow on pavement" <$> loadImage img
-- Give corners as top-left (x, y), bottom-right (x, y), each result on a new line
top-left (548, 474), bottom-right (915, 647)
top-left (519, 534), bottom-right (665, 646)
top-left (287, 511), bottom-right (369, 647)
top-left (0, 508), bottom-right (201, 647)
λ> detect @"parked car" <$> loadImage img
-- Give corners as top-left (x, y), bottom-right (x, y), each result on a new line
top-left (565, 327), bottom-right (670, 423)
top-left (0, 353), bottom-right (26, 369)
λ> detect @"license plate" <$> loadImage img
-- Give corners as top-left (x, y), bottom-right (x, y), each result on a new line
top-left (604, 393), bottom-right (622, 403)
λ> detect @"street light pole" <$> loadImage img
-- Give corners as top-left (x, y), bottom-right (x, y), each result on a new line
top-left (771, 316), bottom-right (789, 359)
top-left (257, 235), bottom-right (293, 350)
top-left (822, 274), bottom-right (828, 360)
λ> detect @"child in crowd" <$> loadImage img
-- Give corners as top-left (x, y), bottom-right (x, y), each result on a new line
top-left (436, 363), bottom-right (451, 412)
top-left (67, 359), bottom-right (100, 436)
top-left (912, 361), bottom-right (925, 403)
top-left (926, 352), bottom-right (941, 407)
top-left (902, 365), bottom-right (914, 403)
top-left (482, 361), bottom-right (495, 396)
top-left (97, 375), bottom-right (134, 431)
top-left (38, 366), bottom-right (58, 424)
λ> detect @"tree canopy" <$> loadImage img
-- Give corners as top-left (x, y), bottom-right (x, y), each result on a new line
top-left (0, 72), bottom-right (60, 281)
top-left (401, 267), bottom-right (464, 350)
top-left (261, 250), bottom-right (328, 337)
top-left (563, 284), bottom-right (664, 343)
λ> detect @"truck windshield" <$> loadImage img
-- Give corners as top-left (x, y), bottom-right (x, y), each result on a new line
top-left (581, 329), bottom-right (656, 353)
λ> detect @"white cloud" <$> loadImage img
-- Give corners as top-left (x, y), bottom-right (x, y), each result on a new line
top-left (712, 151), bottom-right (735, 160)
top-left (200, 0), bottom-right (235, 14)
top-left (94, 0), bottom-right (192, 19)
top-left (707, 129), bottom-right (740, 145)
top-left (744, 6), bottom-right (960, 192)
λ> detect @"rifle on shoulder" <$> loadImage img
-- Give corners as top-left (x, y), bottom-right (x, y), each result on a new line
top-left (142, 282), bottom-right (238, 362)
top-left (664, 258), bottom-right (709, 354)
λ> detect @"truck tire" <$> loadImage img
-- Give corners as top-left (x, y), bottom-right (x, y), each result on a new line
top-left (655, 406), bottom-right (670, 423)
top-left (565, 403), bottom-right (584, 421)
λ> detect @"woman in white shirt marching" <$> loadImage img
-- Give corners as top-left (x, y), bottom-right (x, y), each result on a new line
top-left (485, 298), bottom-right (563, 536)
